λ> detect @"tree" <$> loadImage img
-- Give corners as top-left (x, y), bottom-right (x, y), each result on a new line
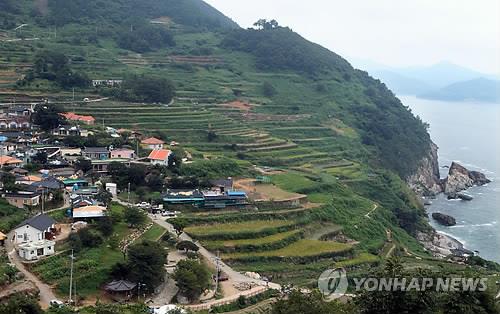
top-left (124, 206), bottom-right (147, 228)
top-left (170, 218), bottom-right (189, 235)
top-left (96, 186), bottom-right (113, 206)
top-left (207, 130), bottom-right (217, 142)
top-left (74, 157), bottom-right (92, 173)
top-left (96, 217), bottom-right (113, 237)
top-left (0, 294), bottom-right (43, 314)
top-left (176, 240), bottom-right (199, 253)
top-left (31, 151), bottom-right (48, 165)
top-left (262, 81), bottom-right (277, 97)
top-left (31, 104), bottom-right (65, 131)
top-left (127, 240), bottom-right (167, 292)
top-left (78, 228), bottom-right (103, 248)
top-left (173, 259), bottom-right (211, 300)
top-left (253, 19), bottom-right (280, 30)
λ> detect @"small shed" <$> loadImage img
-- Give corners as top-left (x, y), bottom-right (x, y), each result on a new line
top-left (104, 280), bottom-right (137, 301)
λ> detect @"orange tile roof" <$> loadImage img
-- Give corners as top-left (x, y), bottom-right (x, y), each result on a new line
top-left (61, 112), bottom-right (95, 123)
top-left (141, 137), bottom-right (165, 145)
top-left (0, 156), bottom-right (22, 165)
top-left (148, 149), bottom-right (171, 161)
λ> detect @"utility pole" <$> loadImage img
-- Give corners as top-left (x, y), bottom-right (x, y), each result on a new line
top-left (72, 87), bottom-right (75, 103)
top-left (127, 182), bottom-right (131, 203)
top-left (68, 250), bottom-right (75, 304)
top-left (214, 250), bottom-right (221, 295)
top-left (41, 189), bottom-right (44, 214)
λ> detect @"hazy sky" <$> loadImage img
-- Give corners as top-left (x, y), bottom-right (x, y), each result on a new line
top-left (205, 0), bottom-right (500, 74)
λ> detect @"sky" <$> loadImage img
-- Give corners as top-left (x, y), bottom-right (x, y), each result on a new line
top-left (204, 0), bottom-right (500, 75)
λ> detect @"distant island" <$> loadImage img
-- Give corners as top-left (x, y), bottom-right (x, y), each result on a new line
top-left (353, 60), bottom-right (500, 102)
top-left (418, 77), bottom-right (500, 103)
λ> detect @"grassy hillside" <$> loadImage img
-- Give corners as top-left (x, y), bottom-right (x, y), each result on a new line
top-left (0, 0), bottom-right (443, 287)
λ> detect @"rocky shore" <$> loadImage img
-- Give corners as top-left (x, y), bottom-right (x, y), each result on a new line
top-left (408, 143), bottom-right (491, 259)
top-left (417, 231), bottom-right (473, 259)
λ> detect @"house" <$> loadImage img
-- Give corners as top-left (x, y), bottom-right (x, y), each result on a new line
top-left (0, 116), bottom-right (31, 130)
top-left (83, 147), bottom-right (110, 160)
top-left (13, 214), bottom-right (56, 244)
top-left (17, 240), bottom-right (55, 261)
top-left (141, 137), bottom-right (165, 150)
top-left (72, 205), bottom-right (107, 219)
top-left (53, 125), bottom-right (82, 137)
top-left (61, 112), bottom-right (96, 125)
top-left (148, 149), bottom-right (171, 166)
top-left (4, 191), bottom-right (41, 208)
top-left (70, 194), bottom-right (95, 208)
top-left (31, 177), bottom-right (65, 191)
top-left (162, 189), bottom-right (248, 209)
top-left (15, 175), bottom-right (42, 185)
top-left (210, 178), bottom-right (234, 193)
top-left (111, 148), bottom-right (136, 159)
top-left (92, 79), bottom-right (123, 88)
top-left (91, 158), bottom-right (130, 173)
top-left (0, 156), bottom-right (22, 167)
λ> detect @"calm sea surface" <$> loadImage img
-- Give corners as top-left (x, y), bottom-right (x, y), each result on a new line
top-left (400, 95), bottom-right (500, 262)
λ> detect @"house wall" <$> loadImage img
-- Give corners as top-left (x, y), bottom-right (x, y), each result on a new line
top-left (18, 244), bottom-right (55, 261)
top-left (145, 143), bottom-right (163, 150)
top-left (151, 159), bottom-right (169, 166)
top-left (6, 196), bottom-right (40, 209)
top-left (111, 150), bottom-right (135, 159)
top-left (14, 225), bottom-right (45, 244)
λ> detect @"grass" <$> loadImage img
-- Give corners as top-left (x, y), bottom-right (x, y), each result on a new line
top-left (203, 230), bottom-right (302, 251)
top-left (222, 239), bottom-right (352, 259)
top-left (335, 253), bottom-right (379, 268)
top-left (271, 172), bottom-right (317, 193)
top-left (136, 223), bottom-right (165, 242)
top-left (184, 220), bottom-right (296, 238)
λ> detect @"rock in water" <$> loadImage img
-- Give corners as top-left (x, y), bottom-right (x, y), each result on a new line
top-left (443, 162), bottom-right (491, 195)
top-left (432, 213), bottom-right (457, 226)
top-left (447, 193), bottom-right (473, 201)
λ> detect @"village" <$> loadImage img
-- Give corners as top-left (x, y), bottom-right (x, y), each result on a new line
top-left (0, 101), bottom-right (309, 312)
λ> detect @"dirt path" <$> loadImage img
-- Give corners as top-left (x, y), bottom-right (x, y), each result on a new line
top-left (5, 237), bottom-right (57, 309)
top-left (364, 204), bottom-right (379, 219)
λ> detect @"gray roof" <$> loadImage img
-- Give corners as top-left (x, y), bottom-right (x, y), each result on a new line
top-left (104, 280), bottom-right (137, 292)
top-left (32, 178), bottom-right (64, 190)
top-left (16, 214), bottom-right (56, 231)
top-left (84, 147), bottom-right (109, 153)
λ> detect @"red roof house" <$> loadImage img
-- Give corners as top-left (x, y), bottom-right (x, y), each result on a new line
top-left (141, 137), bottom-right (165, 149)
top-left (148, 149), bottom-right (172, 166)
top-left (61, 112), bottom-right (96, 125)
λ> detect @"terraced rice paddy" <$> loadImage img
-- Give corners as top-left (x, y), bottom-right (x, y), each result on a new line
top-left (184, 220), bottom-right (297, 239)
top-left (222, 239), bottom-right (352, 260)
top-left (203, 230), bottom-right (302, 251)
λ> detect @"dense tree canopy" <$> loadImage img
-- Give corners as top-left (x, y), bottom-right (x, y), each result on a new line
top-left (20, 50), bottom-right (90, 89)
top-left (126, 240), bottom-right (167, 292)
top-left (31, 104), bottom-right (65, 131)
top-left (103, 75), bottom-right (175, 104)
top-left (173, 259), bottom-right (211, 300)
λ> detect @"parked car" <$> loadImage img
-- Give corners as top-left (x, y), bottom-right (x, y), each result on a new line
top-left (50, 300), bottom-right (64, 308)
top-left (136, 202), bottom-right (151, 208)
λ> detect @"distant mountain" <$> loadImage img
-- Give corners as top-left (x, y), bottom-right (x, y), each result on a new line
top-left (369, 70), bottom-right (434, 95)
top-left (350, 59), bottom-right (499, 99)
top-left (418, 78), bottom-right (500, 103)
top-left (398, 61), bottom-right (494, 89)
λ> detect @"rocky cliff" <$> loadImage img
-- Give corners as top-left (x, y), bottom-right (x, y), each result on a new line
top-left (443, 162), bottom-right (491, 194)
top-left (407, 142), bottom-right (443, 196)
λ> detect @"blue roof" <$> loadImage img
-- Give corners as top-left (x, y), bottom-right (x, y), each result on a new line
top-left (227, 191), bottom-right (246, 197)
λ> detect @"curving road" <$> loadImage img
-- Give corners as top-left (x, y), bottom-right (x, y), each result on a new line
top-left (5, 234), bottom-right (57, 309)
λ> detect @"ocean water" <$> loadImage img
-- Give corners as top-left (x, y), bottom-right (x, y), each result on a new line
top-left (400, 95), bottom-right (500, 263)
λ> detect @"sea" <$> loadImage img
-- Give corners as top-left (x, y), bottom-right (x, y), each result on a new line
top-left (400, 95), bottom-right (500, 263)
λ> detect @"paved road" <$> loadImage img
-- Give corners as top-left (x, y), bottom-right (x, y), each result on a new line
top-left (5, 235), bottom-right (57, 309)
top-left (150, 214), bottom-right (281, 290)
